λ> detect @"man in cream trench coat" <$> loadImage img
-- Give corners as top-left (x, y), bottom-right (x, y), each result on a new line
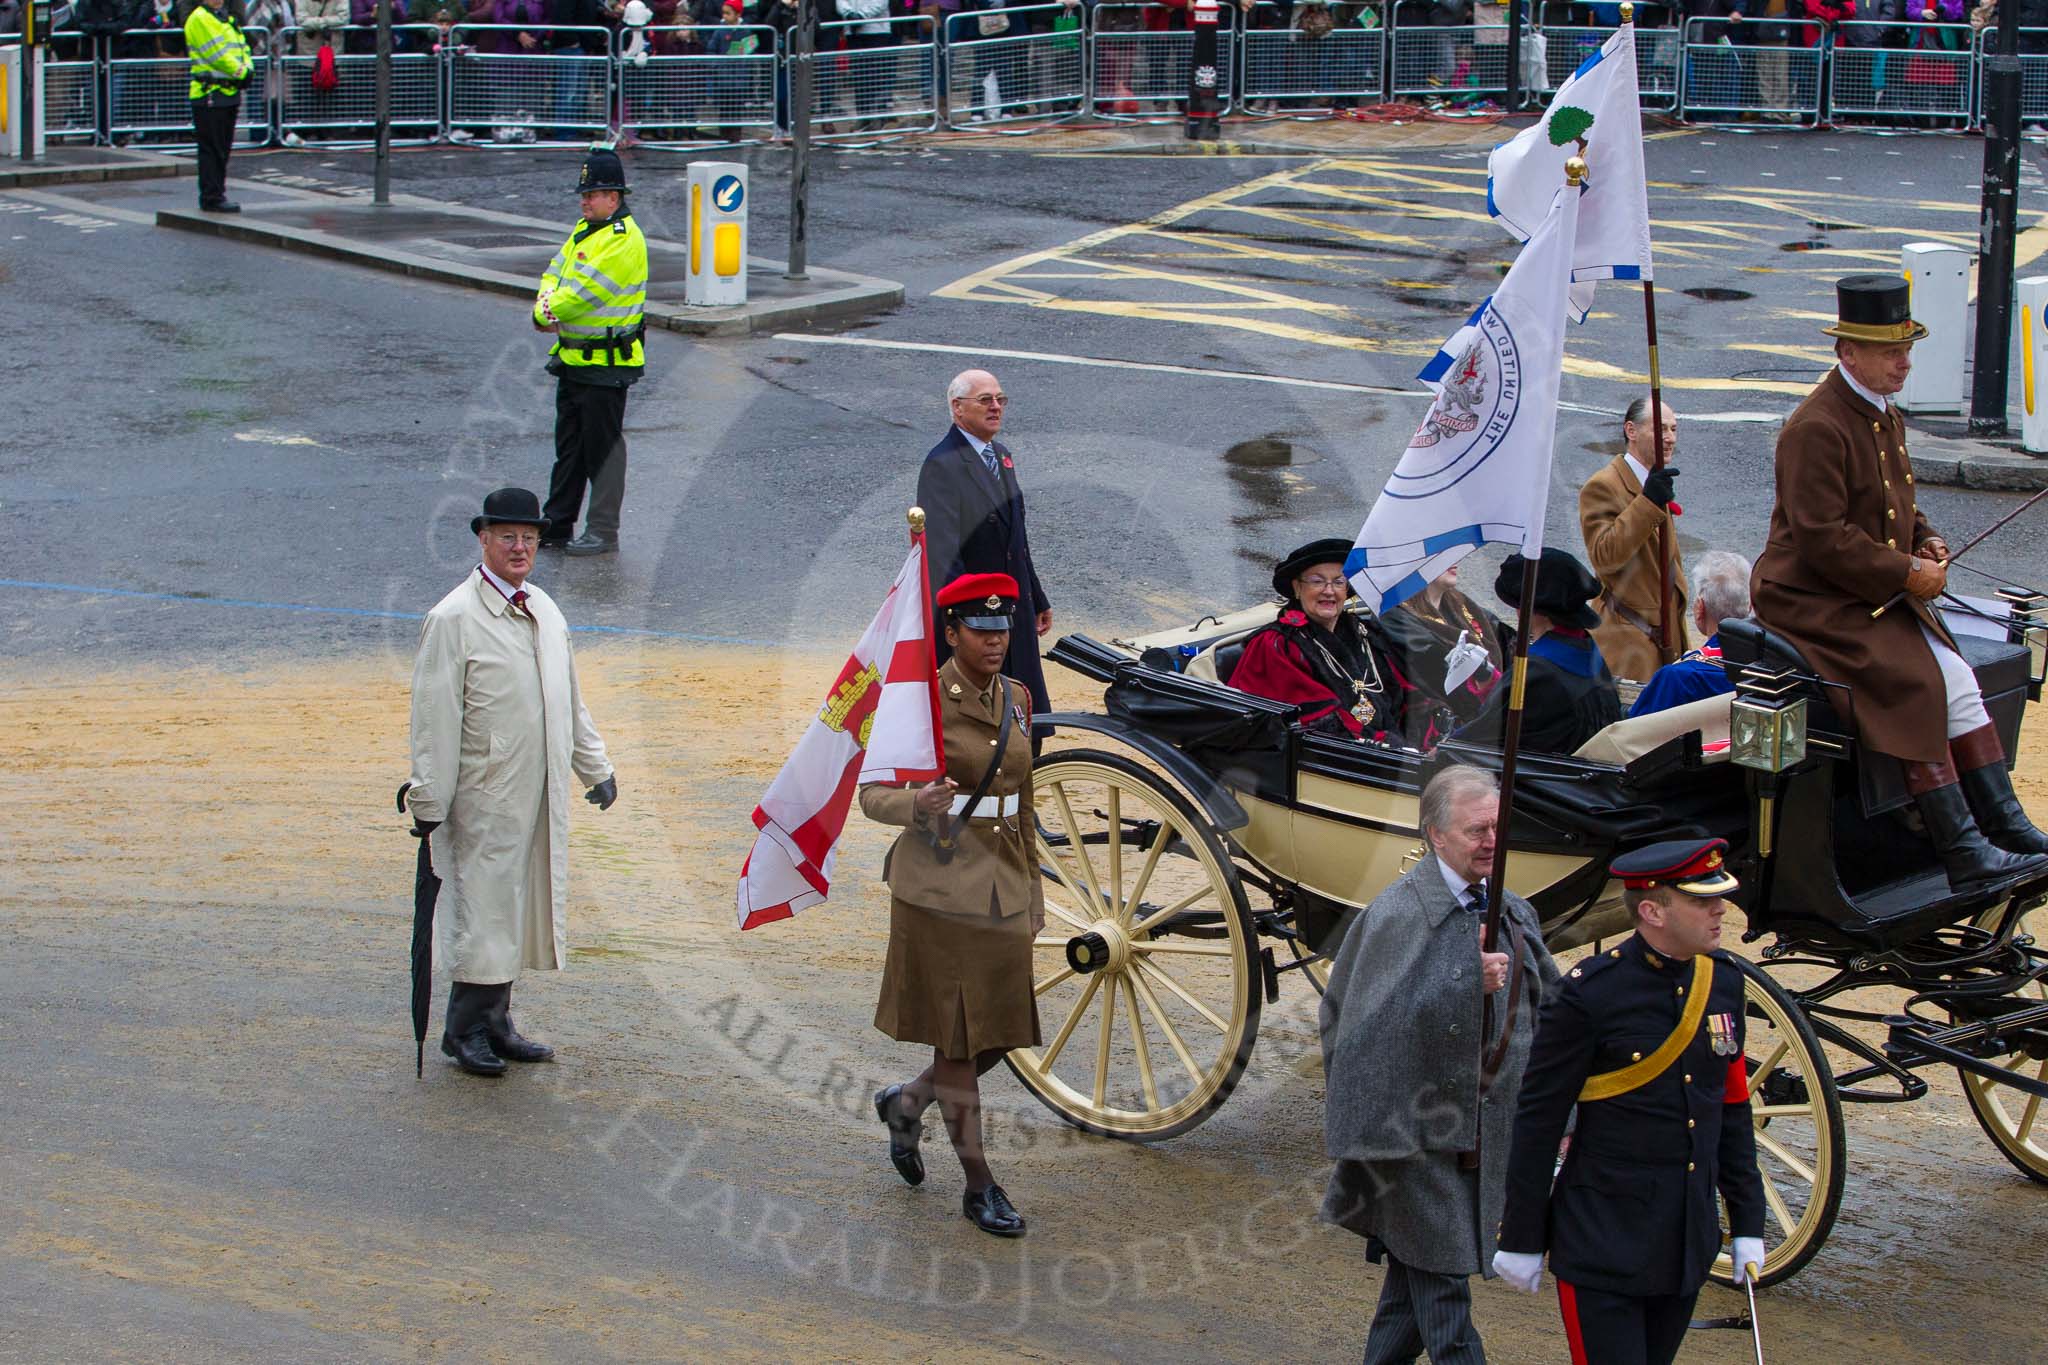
top-left (407, 487), bottom-right (618, 1077)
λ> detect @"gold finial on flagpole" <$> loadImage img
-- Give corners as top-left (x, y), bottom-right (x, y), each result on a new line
top-left (908, 506), bottom-right (926, 535)
top-left (1619, 1), bottom-right (1633, 23)
top-left (1565, 156), bottom-right (1588, 187)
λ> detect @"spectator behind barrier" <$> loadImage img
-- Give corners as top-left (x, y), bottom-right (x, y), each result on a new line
top-left (1627, 550), bottom-right (1752, 718)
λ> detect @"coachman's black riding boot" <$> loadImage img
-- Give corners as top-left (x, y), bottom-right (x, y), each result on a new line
top-left (1953, 723), bottom-right (2048, 855)
top-left (483, 983), bottom-right (555, 1064)
top-left (441, 982), bottom-right (508, 1077)
top-left (1909, 759), bottom-right (2048, 896)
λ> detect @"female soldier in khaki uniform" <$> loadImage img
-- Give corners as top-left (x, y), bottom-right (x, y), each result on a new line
top-left (864, 572), bottom-right (1044, 1237)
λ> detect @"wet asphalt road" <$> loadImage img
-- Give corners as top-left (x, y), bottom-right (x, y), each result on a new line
top-left (6, 127), bottom-right (2047, 665)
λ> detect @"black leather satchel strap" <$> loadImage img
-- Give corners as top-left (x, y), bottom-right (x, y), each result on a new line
top-left (929, 676), bottom-right (1012, 864)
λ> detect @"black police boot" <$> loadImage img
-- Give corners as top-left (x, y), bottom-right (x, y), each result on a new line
top-left (1915, 782), bottom-right (2048, 896)
top-left (440, 982), bottom-right (507, 1077)
top-left (563, 533), bottom-right (618, 557)
top-left (962, 1183), bottom-right (1025, 1237)
top-left (483, 984), bottom-right (555, 1064)
top-left (201, 200), bottom-right (242, 213)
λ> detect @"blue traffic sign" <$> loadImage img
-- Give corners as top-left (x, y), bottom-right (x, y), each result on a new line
top-left (713, 174), bottom-right (744, 214)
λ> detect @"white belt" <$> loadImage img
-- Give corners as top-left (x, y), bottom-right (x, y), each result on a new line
top-left (949, 793), bottom-right (1020, 819)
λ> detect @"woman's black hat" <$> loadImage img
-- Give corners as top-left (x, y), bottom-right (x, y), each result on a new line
top-left (1272, 537), bottom-right (1357, 599)
top-left (471, 486), bottom-right (551, 536)
top-left (1494, 547), bottom-right (1602, 632)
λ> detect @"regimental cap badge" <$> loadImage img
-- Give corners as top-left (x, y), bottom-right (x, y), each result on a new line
top-left (984, 595), bottom-right (1002, 610)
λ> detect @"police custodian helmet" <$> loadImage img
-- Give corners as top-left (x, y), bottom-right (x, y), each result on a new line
top-left (577, 146), bottom-right (629, 194)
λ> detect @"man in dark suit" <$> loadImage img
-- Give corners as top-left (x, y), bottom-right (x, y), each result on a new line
top-left (1493, 838), bottom-right (1767, 1365)
top-left (916, 369), bottom-right (1053, 716)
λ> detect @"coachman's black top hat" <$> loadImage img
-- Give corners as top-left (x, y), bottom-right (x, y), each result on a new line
top-left (577, 147), bottom-right (630, 195)
top-left (1495, 547), bottom-right (1603, 632)
top-left (1822, 274), bottom-right (1928, 344)
top-left (471, 486), bottom-right (551, 536)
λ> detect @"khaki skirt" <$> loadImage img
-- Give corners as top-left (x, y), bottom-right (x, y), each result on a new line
top-left (873, 896), bottom-right (1042, 1060)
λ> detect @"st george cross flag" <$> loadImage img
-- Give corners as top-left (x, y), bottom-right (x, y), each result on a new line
top-left (1346, 179), bottom-right (1580, 617)
top-left (737, 537), bottom-right (945, 930)
top-left (1486, 23), bottom-right (1651, 323)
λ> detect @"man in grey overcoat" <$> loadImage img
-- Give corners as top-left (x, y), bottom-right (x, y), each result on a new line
top-left (1319, 764), bottom-right (1558, 1364)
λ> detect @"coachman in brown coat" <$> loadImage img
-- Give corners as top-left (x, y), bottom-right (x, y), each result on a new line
top-left (1579, 398), bottom-right (1689, 682)
top-left (1751, 276), bottom-right (2048, 894)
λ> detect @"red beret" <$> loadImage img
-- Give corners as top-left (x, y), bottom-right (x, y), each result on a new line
top-left (936, 572), bottom-right (1019, 610)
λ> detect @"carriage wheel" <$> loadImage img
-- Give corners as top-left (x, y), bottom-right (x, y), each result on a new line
top-left (1709, 958), bottom-right (1846, 1288)
top-left (1008, 750), bottom-right (1260, 1141)
top-left (1960, 899), bottom-right (2048, 1184)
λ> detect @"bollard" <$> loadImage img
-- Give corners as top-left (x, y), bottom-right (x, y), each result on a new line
top-left (2017, 276), bottom-right (2048, 453)
top-left (686, 161), bottom-right (749, 307)
top-left (1900, 243), bottom-right (1969, 414)
top-left (4, 40), bottom-right (49, 160)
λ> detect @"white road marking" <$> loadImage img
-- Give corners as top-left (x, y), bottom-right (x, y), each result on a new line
top-left (768, 333), bottom-right (1783, 422)
top-left (5, 188), bottom-right (155, 226)
top-left (233, 430), bottom-right (328, 448)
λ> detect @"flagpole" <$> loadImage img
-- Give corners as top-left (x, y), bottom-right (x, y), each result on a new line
top-left (1619, 3), bottom-right (1677, 666)
top-left (1480, 154), bottom-right (1585, 1085)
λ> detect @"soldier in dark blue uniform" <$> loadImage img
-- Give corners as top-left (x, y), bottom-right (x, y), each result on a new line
top-left (1491, 838), bottom-right (1767, 1365)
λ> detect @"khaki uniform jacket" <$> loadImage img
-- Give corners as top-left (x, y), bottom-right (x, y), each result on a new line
top-left (406, 569), bottom-right (612, 983)
top-left (1751, 368), bottom-right (1950, 763)
top-left (1580, 454), bottom-right (1689, 684)
top-left (858, 657), bottom-right (1043, 922)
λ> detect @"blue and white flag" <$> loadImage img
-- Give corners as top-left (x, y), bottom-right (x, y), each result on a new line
top-left (1346, 181), bottom-right (1579, 617)
top-left (1486, 23), bottom-right (1651, 323)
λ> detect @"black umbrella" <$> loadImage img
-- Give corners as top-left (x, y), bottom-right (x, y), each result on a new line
top-left (397, 782), bottom-right (440, 1078)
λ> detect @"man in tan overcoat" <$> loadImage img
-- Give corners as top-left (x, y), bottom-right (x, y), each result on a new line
top-left (407, 487), bottom-right (618, 1077)
top-left (1752, 277), bottom-right (2047, 895)
top-left (1579, 397), bottom-right (1687, 683)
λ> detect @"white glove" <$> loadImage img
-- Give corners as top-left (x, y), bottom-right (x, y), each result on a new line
top-left (1731, 1237), bottom-right (1766, 1285)
top-left (1492, 1249), bottom-right (1544, 1294)
top-left (1442, 629), bottom-right (1490, 694)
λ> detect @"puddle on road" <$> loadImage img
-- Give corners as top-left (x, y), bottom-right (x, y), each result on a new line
top-left (1684, 286), bottom-right (1757, 303)
top-left (1781, 239), bottom-right (1831, 252)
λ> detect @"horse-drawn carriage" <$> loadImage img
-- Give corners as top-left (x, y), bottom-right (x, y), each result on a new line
top-left (1008, 595), bottom-right (2048, 1286)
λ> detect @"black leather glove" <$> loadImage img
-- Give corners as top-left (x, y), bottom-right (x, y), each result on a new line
top-left (410, 819), bottom-right (441, 838)
top-left (587, 776), bottom-right (618, 810)
top-left (1642, 465), bottom-right (1680, 509)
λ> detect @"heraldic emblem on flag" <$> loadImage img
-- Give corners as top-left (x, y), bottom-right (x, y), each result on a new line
top-left (737, 529), bottom-right (945, 930)
top-left (1346, 177), bottom-right (1580, 617)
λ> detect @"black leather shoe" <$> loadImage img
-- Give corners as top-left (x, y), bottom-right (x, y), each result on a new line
top-left (484, 986), bottom-right (555, 1063)
top-left (538, 537), bottom-right (570, 551)
top-left (563, 533), bottom-right (618, 557)
top-left (874, 1084), bottom-right (924, 1188)
top-left (962, 1184), bottom-right (1025, 1237)
top-left (200, 199), bottom-right (242, 213)
top-left (440, 1028), bottom-right (507, 1077)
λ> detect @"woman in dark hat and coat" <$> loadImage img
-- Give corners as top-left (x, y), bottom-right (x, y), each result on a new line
top-left (863, 572), bottom-right (1042, 1238)
top-left (1459, 547), bottom-right (1622, 755)
top-left (1228, 537), bottom-right (1436, 746)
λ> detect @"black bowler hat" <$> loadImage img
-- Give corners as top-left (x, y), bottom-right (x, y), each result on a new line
top-left (470, 486), bottom-right (551, 536)
top-left (1272, 537), bottom-right (1357, 600)
top-left (1822, 274), bottom-right (1928, 344)
top-left (576, 146), bottom-right (629, 194)
top-left (1612, 837), bottom-right (1741, 897)
top-left (1495, 547), bottom-right (1603, 632)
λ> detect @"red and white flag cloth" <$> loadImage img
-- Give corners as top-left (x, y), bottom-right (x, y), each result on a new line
top-left (736, 536), bottom-right (945, 930)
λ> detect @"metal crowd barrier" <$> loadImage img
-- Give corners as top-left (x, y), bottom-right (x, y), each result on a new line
top-left (41, 53), bottom-right (99, 136)
top-left (942, 4), bottom-right (1084, 127)
top-left (1538, 21), bottom-right (1680, 107)
top-left (275, 25), bottom-right (441, 142)
top-left (1829, 21), bottom-right (1973, 123)
top-left (1089, 3), bottom-right (1235, 117)
top-left (805, 15), bottom-right (939, 136)
top-left (1983, 26), bottom-right (2048, 122)
top-left (447, 24), bottom-right (614, 142)
top-left (1677, 17), bottom-right (1823, 123)
top-left (1239, 20), bottom-right (1384, 111)
top-left (107, 26), bottom-right (273, 147)
top-left (618, 24), bottom-right (779, 143)
top-left (1389, 21), bottom-right (1507, 99)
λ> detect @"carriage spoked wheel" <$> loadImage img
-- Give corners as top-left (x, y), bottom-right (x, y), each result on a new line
top-left (1009, 750), bottom-right (1260, 1141)
top-left (1709, 958), bottom-right (1846, 1288)
top-left (1959, 899), bottom-right (2048, 1184)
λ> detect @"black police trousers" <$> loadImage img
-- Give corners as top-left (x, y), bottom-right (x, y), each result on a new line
top-left (1557, 1280), bottom-right (1697, 1365)
top-left (543, 376), bottom-right (629, 542)
top-left (191, 99), bottom-right (238, 206)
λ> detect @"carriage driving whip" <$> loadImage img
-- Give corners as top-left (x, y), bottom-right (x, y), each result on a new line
top-left (1744, 1262), bottom-right (1765, 1365)
top-left (1870, 484), bottom-right (2048, 619)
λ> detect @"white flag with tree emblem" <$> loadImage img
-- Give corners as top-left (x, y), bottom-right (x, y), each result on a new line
top-left (1486, 23), bottom-right (1651, 322)
top-left (1346, 181), bottom-right (1580, 616)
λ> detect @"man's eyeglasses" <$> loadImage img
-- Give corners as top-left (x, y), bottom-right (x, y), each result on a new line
top-left (957, 393), bottom-right (1008, 408)
top-left (488, 531), bottom-right (541, 548)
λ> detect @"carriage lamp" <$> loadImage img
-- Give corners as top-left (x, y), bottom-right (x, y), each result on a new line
top-left (1729, 682), bottom-right (1809, 774)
